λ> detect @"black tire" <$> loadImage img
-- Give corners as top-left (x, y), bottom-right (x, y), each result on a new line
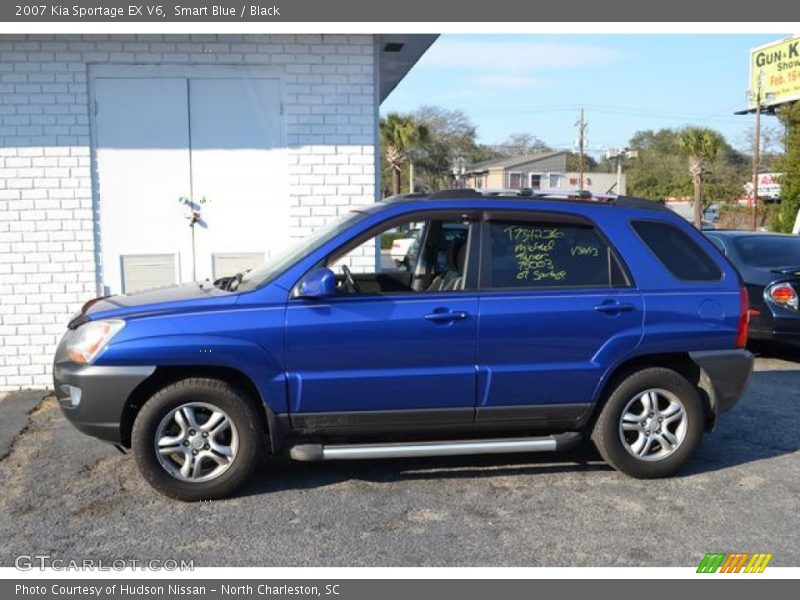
top-left (131, 378), bottom-right (266, 501)
top-left (591, 367), bottom-right (704, 479)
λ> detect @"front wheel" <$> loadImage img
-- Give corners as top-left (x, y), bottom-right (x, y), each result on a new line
top-left (131, 378), bottom-right (266, 501)
top-left (591, 367), bottom-right (704, 479)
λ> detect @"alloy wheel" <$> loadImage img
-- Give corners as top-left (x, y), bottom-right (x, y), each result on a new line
top-left (154, 402), bottom-right (239, 482)
top-left (618, 388), bottom-right (687, 462)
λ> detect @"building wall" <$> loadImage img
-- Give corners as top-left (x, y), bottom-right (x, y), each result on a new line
top-left (556, 172), bottom-right (626, 195)
top-left (486, 169), bottom-right (506, 189)
top-left (0, 34), bottom-right (378, 390)
top-left (484, 156), bottom-right (570, 189)
top-left (466, 168), bottom-right (625, 194)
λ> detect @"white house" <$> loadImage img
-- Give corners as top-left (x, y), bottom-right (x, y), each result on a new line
top-left (0, 34), bottom-right (437, 389)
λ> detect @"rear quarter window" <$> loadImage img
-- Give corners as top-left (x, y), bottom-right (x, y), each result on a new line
top-left (632, 220), bottom-right (722, 281)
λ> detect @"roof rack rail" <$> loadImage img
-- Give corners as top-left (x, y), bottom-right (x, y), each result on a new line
top-left (383, 187), bottom-right (671, 213)
top-left (426, 188), bottom-right (482, 199)
top-left (422, 187), bottom-right (592, 199)
top-left (471, 188), bottom-right (615, 202)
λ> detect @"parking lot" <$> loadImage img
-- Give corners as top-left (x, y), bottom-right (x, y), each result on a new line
top-left (1, 353), bottom-right (798, 568)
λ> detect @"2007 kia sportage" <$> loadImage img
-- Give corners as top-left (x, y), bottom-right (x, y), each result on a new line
top-left (54, 190), bottom-right (753, 501)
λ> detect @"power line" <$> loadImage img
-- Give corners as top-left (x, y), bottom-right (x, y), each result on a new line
top-left (467, 103), bottom-right (746, 122)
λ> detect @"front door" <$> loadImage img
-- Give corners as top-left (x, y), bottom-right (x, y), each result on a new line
top-left (476, 214), bottom-right (644, 425)
top-left (285, 214), bottom-right (479, 430)
top-left (92, 67), bottom-right (286, 294)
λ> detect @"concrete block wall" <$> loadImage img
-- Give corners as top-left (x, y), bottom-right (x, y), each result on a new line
top-left (0, 34), bottom-right (379, 390)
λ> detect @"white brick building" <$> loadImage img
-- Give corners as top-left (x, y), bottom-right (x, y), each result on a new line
top-left (0, 34), bottom-right (435, 389)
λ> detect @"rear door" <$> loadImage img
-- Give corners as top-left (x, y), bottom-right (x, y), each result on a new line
top-left (475, 211), bottom-right (643, 426)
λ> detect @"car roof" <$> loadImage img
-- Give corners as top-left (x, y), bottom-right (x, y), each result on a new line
top-left (706, 230), bottom-right (800, 239)
top-left (367, 188), bottom-right (675, 215)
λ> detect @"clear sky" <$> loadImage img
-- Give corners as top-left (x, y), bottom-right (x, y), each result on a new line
top-left (381, 34), bottom-right (790, 158)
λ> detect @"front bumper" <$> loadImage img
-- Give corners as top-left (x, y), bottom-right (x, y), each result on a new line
top-left (689, 349), bottom-right (754, 415)
top-left (54, 361), bottom-right (155, 443)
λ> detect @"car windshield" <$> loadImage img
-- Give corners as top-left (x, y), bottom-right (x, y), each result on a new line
top-left (236, 210), bottom-right (370, 292)
top-left (733, 235), bottom-right (800, 268)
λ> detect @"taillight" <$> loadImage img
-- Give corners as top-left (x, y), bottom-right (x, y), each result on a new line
top-left (735, 287), bottom-right (750, 349)
top-left (766, 282), bottom-right (799, 310)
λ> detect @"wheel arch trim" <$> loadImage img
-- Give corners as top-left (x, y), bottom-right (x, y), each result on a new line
top-left (587, 351), bottom-right (714, 430)
top-left (120, 365), bottom-right (286, 454)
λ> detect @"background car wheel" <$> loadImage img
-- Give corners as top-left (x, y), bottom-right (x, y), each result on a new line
top-left (132, 378), bottom-right (266, 501)
top-left (591, 367), bottom-right (704, 479)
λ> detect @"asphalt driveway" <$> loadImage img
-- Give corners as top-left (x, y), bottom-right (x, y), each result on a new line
top-left (1, 353), bottom-right (798, 567)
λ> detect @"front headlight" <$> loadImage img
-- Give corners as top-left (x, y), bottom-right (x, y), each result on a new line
top-left (66, 319), bottom-right (125, 364)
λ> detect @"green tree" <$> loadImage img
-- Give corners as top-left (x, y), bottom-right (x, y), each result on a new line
top-left (380, 113), bottom-right (429, 196)
top-left (624, 128), bottom-right (747, 207)
top-left (404, 106), bottom-right (496, 193)
top-left (678, 127), bottom-right (725, 229)
top-left (565, 152), bottom-right (599, 173)
top-left (627, 129), bottom-right (694, 200)
top-left (774, 102), bottom-right (800, 233)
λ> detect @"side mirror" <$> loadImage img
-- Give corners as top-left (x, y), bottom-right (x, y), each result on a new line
top-left (295, 267), bottom-right (337, 299)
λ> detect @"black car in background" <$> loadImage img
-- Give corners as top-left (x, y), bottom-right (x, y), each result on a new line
top-left (706, 230), bottom-right (800, 347)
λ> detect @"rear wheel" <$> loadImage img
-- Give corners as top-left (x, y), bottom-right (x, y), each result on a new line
top-left (132, 378), bottom-right (266, 501)
top-left (591, 367), bottom-right (703, 478)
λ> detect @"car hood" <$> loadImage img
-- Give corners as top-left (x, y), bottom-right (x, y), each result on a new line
top-left (73, 282), bottom-right (237, 324)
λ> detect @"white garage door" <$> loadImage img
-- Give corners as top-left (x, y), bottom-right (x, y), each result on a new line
top-left (92, 67), bottom-right (287, 294)
top-left (212, 252), bottom-right (266, 279)
top-left (121, 254), bottom-right (178, 294)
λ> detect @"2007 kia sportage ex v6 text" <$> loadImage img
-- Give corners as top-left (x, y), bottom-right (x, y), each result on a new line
top-left (54, 190), bottom-right (754, 501)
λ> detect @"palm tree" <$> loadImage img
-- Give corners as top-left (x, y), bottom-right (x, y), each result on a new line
top-left (380, 114), bottom-right (429, 196)
top-left (678, 127), bottom-right (724, 229)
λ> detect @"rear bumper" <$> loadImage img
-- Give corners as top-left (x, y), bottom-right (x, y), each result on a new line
top-left (749, 299), bottom-right (800, 344)
top-left (53, 362), bottom-right (155, 443)
top-left (749, 327), bottom-right (800, 346)
top-left (689, 349), bottom-right (754, 415)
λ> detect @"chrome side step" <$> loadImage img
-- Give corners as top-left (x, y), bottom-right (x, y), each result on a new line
top-left (288, 432), bottom-right (582, 462)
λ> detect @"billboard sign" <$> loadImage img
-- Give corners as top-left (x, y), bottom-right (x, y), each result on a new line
top-left (744, 172), bottom-right (782, 200)
top-left (750, 35), bottom-right (800, 108)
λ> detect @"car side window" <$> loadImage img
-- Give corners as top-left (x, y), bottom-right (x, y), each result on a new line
top-left (327, 214), bottom-right (476, 296)
top-left (632, 220), bottom-right (723, 281)
top-left (485, 219), bottom-right (627, 289)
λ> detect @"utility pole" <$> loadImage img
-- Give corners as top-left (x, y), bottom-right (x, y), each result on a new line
top-left (576, 107), bottom-right (587, 190)
top-left (605, 149), bottom-right (638, 194)
top-left (748, 72), bottom-right (774, 231)
top-left (752, 84), bottom-right (762, 232)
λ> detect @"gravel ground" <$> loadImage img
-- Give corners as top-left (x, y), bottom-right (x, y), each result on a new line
top-left (1, 352), bottom-right (798, 567)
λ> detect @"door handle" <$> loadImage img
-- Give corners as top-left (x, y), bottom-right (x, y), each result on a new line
top-left (424, 310), bottom-right (469, 322)
top-left (594, 302), bottom-right (635, 313)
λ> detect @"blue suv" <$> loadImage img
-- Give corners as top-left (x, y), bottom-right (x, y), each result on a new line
top-left (54, 191), bottom-right (754, 500)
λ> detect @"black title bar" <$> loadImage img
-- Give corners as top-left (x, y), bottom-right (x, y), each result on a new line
top-left (2, 0), bottom-right (798, 22)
